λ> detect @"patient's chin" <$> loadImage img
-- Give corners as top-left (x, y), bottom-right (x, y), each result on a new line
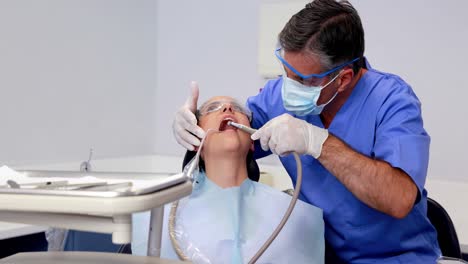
top-left (206, 138), bottom-right (245, 155)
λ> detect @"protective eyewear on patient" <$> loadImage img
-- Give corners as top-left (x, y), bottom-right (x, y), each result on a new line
top-left (197, 100), bottom-right (252, 120)
top-left (275, 48), bottom-right (360, 86)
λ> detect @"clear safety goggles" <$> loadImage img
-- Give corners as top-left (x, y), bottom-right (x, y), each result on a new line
top-left (275, 47), bottom-right (360, 86)
top-left (197, 100), bottom-right (252, 121)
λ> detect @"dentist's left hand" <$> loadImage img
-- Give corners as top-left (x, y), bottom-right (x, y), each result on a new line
top-left (251, 113), bottom-right (329, 158)
top-left (172, 81), bottom-right (206, 151)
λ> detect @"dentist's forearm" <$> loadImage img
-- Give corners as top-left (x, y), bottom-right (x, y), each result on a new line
top-left (318, 134), bottom-right (418, 219)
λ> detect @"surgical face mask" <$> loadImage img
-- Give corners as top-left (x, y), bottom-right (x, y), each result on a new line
top-left (281, 72), bottom-right (341, 116)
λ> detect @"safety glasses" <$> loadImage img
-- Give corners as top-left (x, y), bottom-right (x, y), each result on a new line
top-left (275, 48), bottom-right (360, 83)
top-left (197, 100), bottom-right (252, 121)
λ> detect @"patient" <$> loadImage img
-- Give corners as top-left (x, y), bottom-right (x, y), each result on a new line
top-left (133, 96), bottom-right (324, 263)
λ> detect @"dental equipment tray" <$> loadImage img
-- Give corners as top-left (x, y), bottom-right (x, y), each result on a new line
top-left (0, 170), bottom-right (188, 198)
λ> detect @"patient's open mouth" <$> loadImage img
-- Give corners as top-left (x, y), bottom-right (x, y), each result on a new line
top-left (219, 118), bottom-right (236, 132)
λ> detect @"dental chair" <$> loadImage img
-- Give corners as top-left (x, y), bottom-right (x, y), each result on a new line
top-left (426, 197), bottom-right (463, 259)
top-left (0, 232), bottom-right (47, 259)
top-left (322, 197), bottom-right (466, 263)
top-left (41, 151), bottom-right (259, 262)
top-left (182, 150), bottom-right (260, 182)
top-left (55, 151), bottom-right (258, 257)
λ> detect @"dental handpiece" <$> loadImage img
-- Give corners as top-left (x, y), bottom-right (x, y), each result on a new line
top-left (227, 121), bottom-right (257, 135)
top-left (228, 120), bottom-right (301, 264)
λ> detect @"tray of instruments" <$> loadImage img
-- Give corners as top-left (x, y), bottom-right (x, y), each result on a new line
top-left (0, 170), bottom-right (188, 198)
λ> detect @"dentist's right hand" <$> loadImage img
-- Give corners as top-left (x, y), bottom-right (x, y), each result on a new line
top-left (172, 81), bottom-right (206, 151)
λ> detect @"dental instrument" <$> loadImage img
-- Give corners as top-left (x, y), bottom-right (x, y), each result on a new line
top-left (182, 128), bottom-right (219, 182)
top-left (6, 180), bottom-right (69, 189)
top-left (4, 180), bottom-right (123, 191)
top-left (46, 182), bottom-right (108, 190)
top-left (80, 148), bottom-right (94, 172)
top-left (80, 181), bottom-right (133, 192)
top-left (228, 121), bottom-right (303, 264)
top-left (226, 121), bottom-right (257, 135)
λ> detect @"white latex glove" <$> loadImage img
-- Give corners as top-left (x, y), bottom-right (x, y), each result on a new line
top-left (251, 113), bottom-right (329, 158)
top-left (172, 81), bottom-right (206, 151)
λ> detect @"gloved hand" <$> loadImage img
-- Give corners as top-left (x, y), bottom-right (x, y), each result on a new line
top-left (251, 113), bottom-right (329, 158)
top-left (172, 81), bottom-right (206, 151)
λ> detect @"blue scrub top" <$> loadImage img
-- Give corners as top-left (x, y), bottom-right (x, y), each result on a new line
top-left (247, 59), bottom-right (441, 263)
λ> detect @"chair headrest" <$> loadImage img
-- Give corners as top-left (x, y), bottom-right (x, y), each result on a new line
top-left (182, 150), bottom-right (260, 182)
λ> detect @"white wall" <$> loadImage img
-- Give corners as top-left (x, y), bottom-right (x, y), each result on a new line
top-left (153, 0), bottom-right (265, 158)
top-left (155, 0), bottom-right (468, 181)
top-left (258, 1), bottom-right (310, 78)
top-left (1, 0), bottom-right (466, 182)
top-left (0, 0), bottom-right (157, 166)
top-left (350, 0), bottom-right (468, 181)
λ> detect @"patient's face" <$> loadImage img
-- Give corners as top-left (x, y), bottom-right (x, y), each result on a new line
top-left (198, 96), bottom-right (252, 156)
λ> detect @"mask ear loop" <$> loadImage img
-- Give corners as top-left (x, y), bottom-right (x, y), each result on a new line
top-left (323, 70), bottom-right (343, 88)
top-left (315, 70), bottom-right (344, 108)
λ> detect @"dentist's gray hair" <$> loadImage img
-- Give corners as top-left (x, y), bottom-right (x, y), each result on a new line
top-left (279, 0), bottom-right (364, 73)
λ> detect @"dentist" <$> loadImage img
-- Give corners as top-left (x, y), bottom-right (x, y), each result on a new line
top-left (172, 0), bottom-right (440, 263)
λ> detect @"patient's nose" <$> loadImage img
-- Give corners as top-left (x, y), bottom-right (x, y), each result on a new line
top-left (222, 103), bottom-right (234, 113)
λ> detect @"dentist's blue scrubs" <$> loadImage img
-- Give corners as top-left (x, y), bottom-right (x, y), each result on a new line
top-left (247, 59), bottom-right (441, 263)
